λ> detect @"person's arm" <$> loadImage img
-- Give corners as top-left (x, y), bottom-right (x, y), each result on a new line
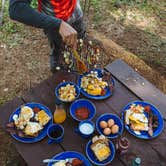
top-left (9, 0), bottom-right (77, 49)
top-left (9, 0), bottom-right (61, 30)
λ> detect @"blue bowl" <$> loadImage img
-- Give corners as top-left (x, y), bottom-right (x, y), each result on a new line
top-left (76, 120), bottom-right (95, 138)
top-left (70, 99), bottom-right (96, 122)
top-left (86, 139), bottom-right (115, 166)
top-left (55, 82), bottom-right (80, 103)
top-left (96, 113), bottom-right (124, 139)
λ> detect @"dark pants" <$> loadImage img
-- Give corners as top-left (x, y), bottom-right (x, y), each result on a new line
top-left (44, 18), bottom-right (86, 70)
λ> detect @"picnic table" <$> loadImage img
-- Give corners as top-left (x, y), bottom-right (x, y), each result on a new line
top-left (0, 59), bottom-right (166, 166)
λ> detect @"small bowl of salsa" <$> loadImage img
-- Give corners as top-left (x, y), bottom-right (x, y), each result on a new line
top-left (70, 99), bottom-right (96, 122)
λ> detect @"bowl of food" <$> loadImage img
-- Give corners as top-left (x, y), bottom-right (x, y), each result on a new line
top-left (78, 69), bottom-right (114, 100)
top-left (70, 99), bottom-right (96, 122)
top-left (55, 82), bottom-right (80, 103)
top-left (96, 113), bottom-right (123, 139)
top-left (86, 135), bottom-right (115, 166)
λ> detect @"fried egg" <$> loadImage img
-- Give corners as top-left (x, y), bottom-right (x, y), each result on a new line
top-left (129, 113), bottom-right (148, 123)
top-left (20, 106), bottom-right (34, 121)
top-left (24, 122), bottom-right (43, 136)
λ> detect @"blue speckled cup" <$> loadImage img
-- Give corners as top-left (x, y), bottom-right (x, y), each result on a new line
top-left (47, 124), bottom-right (64, 144)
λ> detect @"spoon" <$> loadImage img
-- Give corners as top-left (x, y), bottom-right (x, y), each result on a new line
top-left (43, 158), bottom-right (75, 164)
top-left (72, 49), bottom-right (88, 74)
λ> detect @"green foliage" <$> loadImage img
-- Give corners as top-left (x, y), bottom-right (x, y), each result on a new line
top-left (89, 0), bottom-right (150, 26)
top-left (90, 0), bottom-right (103, 25)
top-left (31, 0), bottom-right (37, 9)
top-left (0, 0), bottom-right (37, 42)
top-left (0, 2), bottom-right (23, 44)
top-left (91, 0), bottom-right (150, 10)
top-left (113, 0), bottom-right (148, 5)
top-left (0, 21), bottom-right (20, 33)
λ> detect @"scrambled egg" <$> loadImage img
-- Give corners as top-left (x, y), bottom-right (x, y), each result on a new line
top-left (81, 71), bottom-right (108, 96)
top-left (58, 84), bottom-right (76, 101)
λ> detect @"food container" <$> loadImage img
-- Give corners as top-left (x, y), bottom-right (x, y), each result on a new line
top-left (55, 82), bottom-right (80, 103)
top-left (75, 120), bottom-right (95, 138)
top-left (70, 99), bottom-right (96, 122)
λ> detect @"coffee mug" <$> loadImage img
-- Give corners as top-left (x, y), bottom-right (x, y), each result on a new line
top-left (75, 120), bottom-right (95, 138)
top-left (47, 124), bottom-right (64, 144)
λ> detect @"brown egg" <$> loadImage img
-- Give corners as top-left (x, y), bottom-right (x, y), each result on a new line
top-left (107, 119), bottom-right (115, 128)
top-left (111, 124), bottom-right (119, 134)
top-left (103, 127), bottom-right (111, 135)
top-left (100, 121), bottom-right (108, 129)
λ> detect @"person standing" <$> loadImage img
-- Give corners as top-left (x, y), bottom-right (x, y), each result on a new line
top-left (9, 0), bottom-right (86, 72)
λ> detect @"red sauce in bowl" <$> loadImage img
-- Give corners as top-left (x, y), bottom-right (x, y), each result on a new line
top-left (75, 107), bottom-right (90, 120)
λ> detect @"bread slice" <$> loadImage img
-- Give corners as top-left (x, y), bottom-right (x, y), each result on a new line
top-left (91, 139), bottom-right (111, 161)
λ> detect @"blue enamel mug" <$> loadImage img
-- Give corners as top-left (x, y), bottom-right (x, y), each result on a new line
top-left (47, 124), bottom-right (64, 144)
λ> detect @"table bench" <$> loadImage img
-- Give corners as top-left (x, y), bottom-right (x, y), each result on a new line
top-left (0, 59), bottom-right (166, 166)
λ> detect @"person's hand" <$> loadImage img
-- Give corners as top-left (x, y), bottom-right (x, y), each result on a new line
top-left (59, 21), bottom-right (77, 49)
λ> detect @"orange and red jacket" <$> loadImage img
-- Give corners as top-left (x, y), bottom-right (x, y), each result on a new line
top-left (38, 0), bottom-right (77, 21)
top-left (9, 0), bottom-right (81, 30)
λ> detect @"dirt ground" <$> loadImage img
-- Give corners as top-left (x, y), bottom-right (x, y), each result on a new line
top-left (0, 1), bottom-right (166, 165)
top-left (87, 0), bottom-right (166, 75)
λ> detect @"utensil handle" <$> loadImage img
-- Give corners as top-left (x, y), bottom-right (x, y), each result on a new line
top-left (43, 158), bottom-right (75, 163)
top-left (47, 139), bottom-right (54, 144)
top-left (73, 50), bottom-right (81, 60)
top-left (43, 159), bottom-right (57, 163)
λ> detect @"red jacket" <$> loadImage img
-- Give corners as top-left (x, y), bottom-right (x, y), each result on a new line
top-left (38, 0), bottom-right (77, 21)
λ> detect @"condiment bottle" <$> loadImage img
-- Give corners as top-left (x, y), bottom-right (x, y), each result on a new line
top-left (131, 157), bottom-right (141, 166)
top-left (116, 137), bottom-right (130, 155)
top-left (53, 104), bottom-right (66, 124)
